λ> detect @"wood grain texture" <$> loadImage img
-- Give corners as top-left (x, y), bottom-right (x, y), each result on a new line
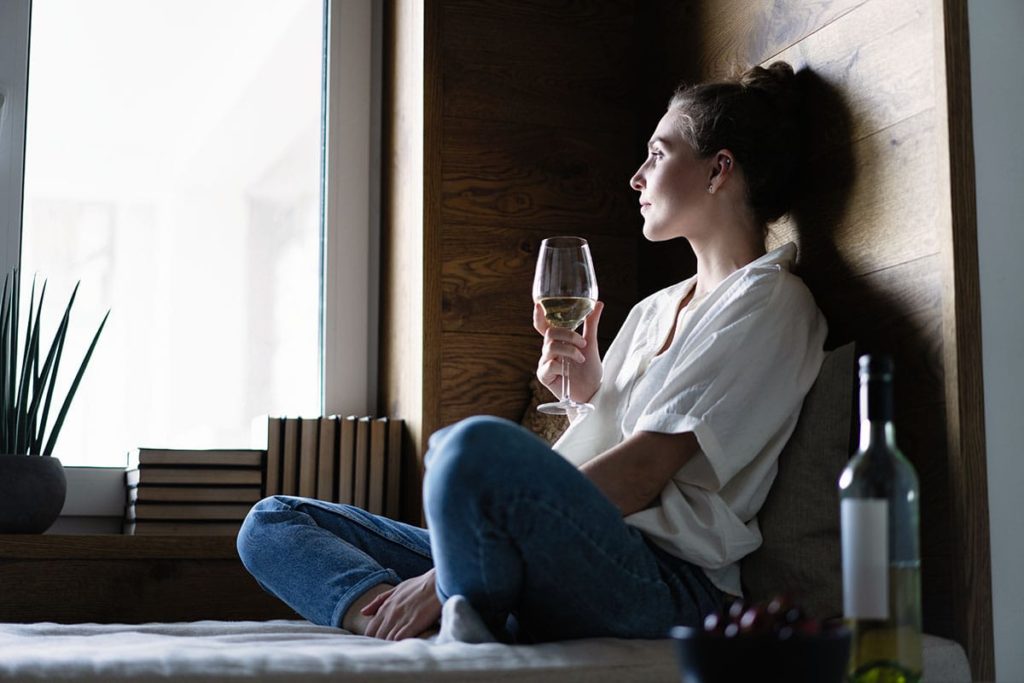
top-left (441, 0), bottom-right (632, 29)
top-left (441, 117), bottom-right (637, 232)
top-left (0, 534), bottom-right (241, 560)
top-left (441, 225), bottom-right (635, 341)
top-left (440, 332), bottom-right (540, 427)
top-left (0, 535), bottom-right (296, 623)
top-left (440, 1), bottom-right (634, 131)
top-left (693, 0), bottom-right (868, 79)
top-left (380, 0), bottom-right (431, 524)
top-left (770, 0), bottom-right (934, 145)
top-left (931, 0), bottom-right (993, 677)
top-left (0, 558), bottom-right (295, 623)
top-left (770, 108), bottom-right (941, 280)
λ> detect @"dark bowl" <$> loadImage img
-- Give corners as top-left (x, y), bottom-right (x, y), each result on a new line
top-left (670, 625), bottom-right (851, 683)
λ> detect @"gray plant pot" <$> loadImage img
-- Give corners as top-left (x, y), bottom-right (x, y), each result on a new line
top-left (0, 454), bottom-right (67, 533)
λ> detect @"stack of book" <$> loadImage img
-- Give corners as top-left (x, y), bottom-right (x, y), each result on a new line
top-left (123, 448), bottom-right (264, 535)
top-left (254, 415), bottom-right (403, 519)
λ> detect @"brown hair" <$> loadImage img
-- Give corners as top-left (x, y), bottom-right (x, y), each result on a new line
top-left (669, 61), bottom-right (806, 227)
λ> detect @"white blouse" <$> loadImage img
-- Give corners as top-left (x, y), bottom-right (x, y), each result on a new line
top-left (553, 243), bottom-right (827, 596)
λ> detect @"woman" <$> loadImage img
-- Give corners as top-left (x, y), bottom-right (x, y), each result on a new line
top-left (237, 61), bottom-right (827, 644)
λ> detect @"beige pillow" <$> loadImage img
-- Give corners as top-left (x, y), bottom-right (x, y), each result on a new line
top-left (740, 342), bottom-right (856, 619)
top-left (520, 377), bottom-right (569, 444)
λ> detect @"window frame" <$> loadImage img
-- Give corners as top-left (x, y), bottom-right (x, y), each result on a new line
top-left (0, 0), bottom-right (382, 527)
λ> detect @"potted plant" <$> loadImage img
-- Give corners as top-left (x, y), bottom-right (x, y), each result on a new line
top-left (1, 269), bottom-right (109, 533)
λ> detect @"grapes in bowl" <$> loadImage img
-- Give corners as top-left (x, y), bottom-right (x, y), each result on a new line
top-left (670, 595), bottom-right (850, 683)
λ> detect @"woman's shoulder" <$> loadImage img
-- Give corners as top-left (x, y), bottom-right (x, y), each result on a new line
top-left (718, 244), bottom-right (820, 317)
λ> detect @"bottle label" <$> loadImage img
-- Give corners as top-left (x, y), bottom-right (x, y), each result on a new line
top-left (841, 499), bottom-right (889, 619)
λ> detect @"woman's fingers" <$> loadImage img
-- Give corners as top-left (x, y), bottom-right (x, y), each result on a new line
top-left (537, 358), bottom-right (563, 385)
top-left (532, 302), bottom-right (549, 335)
top-left (541, 337), bottom-right (586, 364)
top-left (582, 301), bottom-right (604, 347)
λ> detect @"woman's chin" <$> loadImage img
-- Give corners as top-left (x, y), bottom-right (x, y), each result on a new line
top-left (642, 224), bottom-right (677, 242)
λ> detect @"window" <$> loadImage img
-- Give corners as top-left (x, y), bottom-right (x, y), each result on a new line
top-left (1, 0), bottom-right (379, 492)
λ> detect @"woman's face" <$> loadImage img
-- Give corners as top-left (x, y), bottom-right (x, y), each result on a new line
top-left (629, 110), bottom-right (713, 242)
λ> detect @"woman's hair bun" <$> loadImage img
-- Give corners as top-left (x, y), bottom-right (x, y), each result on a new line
top-left (738, 61), bottom-right (801, 117)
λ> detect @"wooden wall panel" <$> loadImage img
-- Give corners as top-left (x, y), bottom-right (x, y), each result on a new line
top-left (770, 0), bottom-right (933, 144)
top-left (770, 109), bottom-right (941, 279)
top-left (433, 0), bottom-right (640, 433)
top-left (441, 226), bottom-right (635, 340)
top-left (440, 118), bottom-right (637, 233)
top-left (380, 0), bottom-right (441, 523)
top-left (0, 536), bottom-right (296, 623)
top-left (441, 1), bottom-right (634, 131)
top-left (931, 0), bottom-right (991, 675)
top-left (692, 0), bottom-right (867, 78)
top-left (440, 333), bottom-right (539, 427)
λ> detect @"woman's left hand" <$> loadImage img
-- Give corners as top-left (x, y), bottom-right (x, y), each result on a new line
top-left (360, 568), bottom-right (441, 640)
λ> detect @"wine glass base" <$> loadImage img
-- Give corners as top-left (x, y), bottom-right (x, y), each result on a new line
top-left (537, 400), bottom-right (594, 417)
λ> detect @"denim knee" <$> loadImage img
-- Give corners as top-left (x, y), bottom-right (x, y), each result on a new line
top-left (423, 416), bottom-right (537, 516)
top-left (236, 495), bottom-right (292, 573)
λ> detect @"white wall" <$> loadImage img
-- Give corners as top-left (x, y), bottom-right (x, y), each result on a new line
top-left (968, 1), bottom-right (1024, 680)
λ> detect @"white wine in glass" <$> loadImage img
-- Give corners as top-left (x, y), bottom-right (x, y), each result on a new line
top-left (533, 236), bottom-right (599, 416)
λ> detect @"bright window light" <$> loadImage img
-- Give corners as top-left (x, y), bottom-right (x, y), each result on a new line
top-left (21, 0), bottom-right (325, 467)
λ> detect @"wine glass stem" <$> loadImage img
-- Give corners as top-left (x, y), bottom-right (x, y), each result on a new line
top-left (561, 357), bottom-right (570, 404)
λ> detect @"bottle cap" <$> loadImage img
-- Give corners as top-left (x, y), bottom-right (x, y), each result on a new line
top-left (858, 354), bottom-right (893, 377)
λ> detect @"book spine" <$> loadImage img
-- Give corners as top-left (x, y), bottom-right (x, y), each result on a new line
top-left (338, 416), bottom-right (357, 505)
top-left (386, 418), bottom-right (403, 520)
top-left (369, 417), bottom-right (388, 514)
top-left (353, 417), bottom-right (371, 509)
top-left (282, 417), bottom-right (300, 495)
top-left (317, 416), bottom-right (339, 502)
top-left (299, 417), bottom-right (320, 498)
top-left (265, 417), bottom-right (283, 497)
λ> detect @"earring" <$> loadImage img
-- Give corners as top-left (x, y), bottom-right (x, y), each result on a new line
top-left (707, 184), bottom-right (714, 194)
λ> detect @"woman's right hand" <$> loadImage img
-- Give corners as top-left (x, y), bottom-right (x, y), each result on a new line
top-left (534, 300), bottom-right (604, 404)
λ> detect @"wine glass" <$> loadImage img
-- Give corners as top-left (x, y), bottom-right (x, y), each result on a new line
top-left (533, 236), bottom-right (599, 416)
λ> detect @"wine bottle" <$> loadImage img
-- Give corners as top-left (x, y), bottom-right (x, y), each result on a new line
top-left (839, 354), bottom-right (922, 683)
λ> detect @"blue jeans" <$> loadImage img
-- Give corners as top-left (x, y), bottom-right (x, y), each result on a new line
top-left (237, 416), bottom-right (723, 642)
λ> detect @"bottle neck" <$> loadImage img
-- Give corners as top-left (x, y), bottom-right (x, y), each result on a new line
top-left (858, 375), bottom-right (896, 452)
top-left (859, 420), bottom-right (897, 452)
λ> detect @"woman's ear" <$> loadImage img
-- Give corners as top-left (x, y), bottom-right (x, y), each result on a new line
top-left (706, 150), bottom-right (736, 193)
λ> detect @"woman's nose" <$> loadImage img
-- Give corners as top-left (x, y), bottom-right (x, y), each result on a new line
top-left (629, 167), bottom-right (645, 191)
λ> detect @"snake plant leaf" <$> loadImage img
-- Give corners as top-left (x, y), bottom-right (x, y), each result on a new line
top-left (14, 277), bottom-right (40, 454)
top-left (3, 272), bottom-right (18, 454)
top-left (32, 280), bottom-right (47, 385)
top-left (1, 274), bottom-right (9, 451)
top-left (25, 295), bottom-right (66, 456)
top-left (33, 283), bottom-right (77, 456)
top-left (32, 304), bottom-right (72, 455)
top-left (42, 308), bottom-right (109, 456)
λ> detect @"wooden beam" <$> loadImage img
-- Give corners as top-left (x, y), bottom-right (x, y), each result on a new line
top-left (931, 0), bottom-right (994, 678)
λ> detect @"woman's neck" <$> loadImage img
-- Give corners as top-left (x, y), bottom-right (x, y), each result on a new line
top-left (689, 234), bottom-right (766, 299)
